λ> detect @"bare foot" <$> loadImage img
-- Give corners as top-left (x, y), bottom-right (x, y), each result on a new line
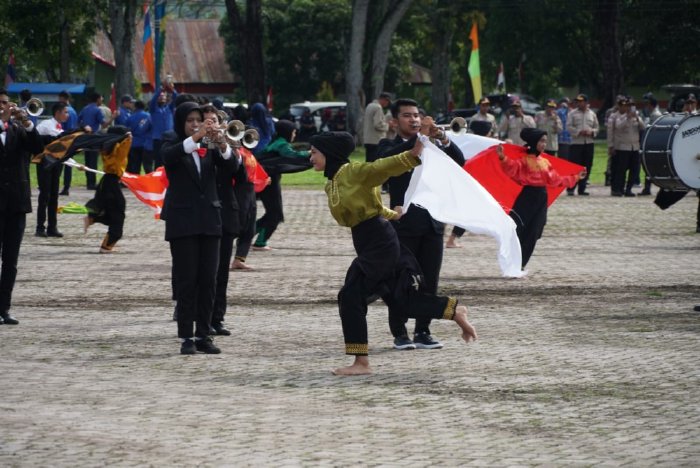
top-left (446, 234), bottom-right (462, 248)
top-left (332, 356), bottom-right (371, 376)
top-left (453, 305), bottom-right (477, 342)
top-left (230, 259), bottom-right (254, 271)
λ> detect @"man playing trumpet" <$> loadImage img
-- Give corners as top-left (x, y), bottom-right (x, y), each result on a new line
top-left (0, 88), bottom-right (43, 325)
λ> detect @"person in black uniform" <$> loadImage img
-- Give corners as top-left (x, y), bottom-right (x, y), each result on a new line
top-left (161, 102), bottom-right (238, 354)
top-left (0, 89), bottom-right (43, 325)
top-left (377, 98), bottom-right (465, 350)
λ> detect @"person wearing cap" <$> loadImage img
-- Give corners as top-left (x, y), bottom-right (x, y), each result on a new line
top-left (363, 92), bottom-right (391, 163)
top-left (639, 94), bottom-right (663, 195)
top-left (566, 93), bottom-right (599, 196)
top-left (498, 100), bottom-right (535, 145)
top-left (377, 98), bottom-right (466, 351)
top-left (683, 94), bottom-right (698, 114)
top-left (608, 97), bottom-right (645, 197)
top-left (496, 128), bottom-right (586, 268)
top-left (472, 97), bottom-right (496, 132)
top-left (115, 95), bottom-right (135, 127)
top-left (252, 119), bottom-right (310, 251)
top-left (556, 98), bottom-right (572, 160)
top-left (605, 95), bottom-right (627, 188)
top-left (308, 131), bottom-right (477, 375)
top-left (535, 99), bottom-right (563, 155)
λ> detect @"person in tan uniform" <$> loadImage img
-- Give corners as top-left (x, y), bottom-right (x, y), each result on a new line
top-left (363, 92), bottom-right (391, 163)
top-left (498, 100), bottom-right (535, 145)
top-left (535, 99), bottom-right (563, 155)
top-left (472, 97), bottom-right (496, 136)
top-left (566, 94), bottom-right (599, 196)
top-left (608, 97), bottom-right (645, 197)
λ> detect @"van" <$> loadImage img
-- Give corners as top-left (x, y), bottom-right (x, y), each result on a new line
top-left (289, 101), bottom-right (346, 131)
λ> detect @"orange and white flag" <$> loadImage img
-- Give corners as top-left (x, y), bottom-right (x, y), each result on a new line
top-left (121, 166), bottom-right (168, 219)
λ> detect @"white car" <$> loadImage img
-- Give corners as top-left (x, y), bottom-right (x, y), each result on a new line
top-left (289, 101), bottom-right (346, 131)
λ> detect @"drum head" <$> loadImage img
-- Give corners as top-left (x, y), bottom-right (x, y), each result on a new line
top-left (672, 114), bottom-right (700, 189)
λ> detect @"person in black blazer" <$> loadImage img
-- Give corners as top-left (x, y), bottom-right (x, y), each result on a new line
top-left (377, 98), bottom-right (465, 350)
top-left (201, 104), bottom-right (240, 336)
top-left (161, 102), bottom-right (239, 354)
top-left (0, 89), bottom-right (43, 325)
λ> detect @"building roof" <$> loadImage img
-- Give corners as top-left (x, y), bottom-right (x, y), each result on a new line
top-left (91, 19), bottom-right (237, 86)
top-left (7, 82), bottom-right (87, 95)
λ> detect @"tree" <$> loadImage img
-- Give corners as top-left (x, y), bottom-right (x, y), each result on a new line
top-left (594, 0), bottom-right (623, 113)
top-left (345, 0), bottom-right (371, 135)
top-left (224, 0), bottom-right (266, 104)
top-left (105, 0), bottom-right (138, 99)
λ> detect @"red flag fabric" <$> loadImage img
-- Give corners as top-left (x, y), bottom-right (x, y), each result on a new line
top-left (464, 143), bottom-right (584, 214)
top-left (5, 49), bottom-right (16, 87)
top-left (108, 83), bottom-right (117, 113)
top-left (121, 166), bottom-right (168, 218)
top-left (142, 2), bottom-right (156, 89)
top-left (239, 147), bottom-right (269, 193)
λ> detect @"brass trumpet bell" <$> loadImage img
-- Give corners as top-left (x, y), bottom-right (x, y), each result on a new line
top-left (226, 120), bottom-right (246, 141)
top-left (26, 98), bottom-right (44, 117)
top-left (437, 117), bottom-right (467, 135)
top-left (242, 128), bottom-right (259, 149)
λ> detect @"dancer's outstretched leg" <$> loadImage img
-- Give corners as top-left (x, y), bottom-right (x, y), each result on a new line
top-left (453, 305), bottom-right (477, 342)
top-left (332, 355), bottom-right (371, 376)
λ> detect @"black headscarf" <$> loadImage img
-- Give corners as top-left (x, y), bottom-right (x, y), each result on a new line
top-left (174, 102), bottom-right (203, 141)
top-left (520, 127), bottom-right (547, 155)
top-left (309, 131), bottom-right (355, 179)
top-left (275, 119), bottom-right (296, 142)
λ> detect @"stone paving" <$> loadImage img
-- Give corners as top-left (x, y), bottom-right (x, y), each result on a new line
top-left (1, 182), bottom-right (699, 467)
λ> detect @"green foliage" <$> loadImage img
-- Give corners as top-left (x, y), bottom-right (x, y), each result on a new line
top-left (316, 81), bottom-right (336, 101)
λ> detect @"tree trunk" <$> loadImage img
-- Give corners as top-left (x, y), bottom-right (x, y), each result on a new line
top-left (108, 0), bottom-right (137, 99)
top-left (346, 0), bottom-right (370, 136)
top-left (59, 7), bottom-right (71, 82)
top-left (430, 20), bottom-right (454, 115)
top-left (369, 0), bottom-right (414, 99)
top-left (225, 0), bottom-right (266, 104)
top-left (595, 0), bottom-right (623, 112)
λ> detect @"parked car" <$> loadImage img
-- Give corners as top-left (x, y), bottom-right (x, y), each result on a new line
top-left (289, 101), bottom-right (346, 131)
top-left (436, 93), bottom-right (543, 126)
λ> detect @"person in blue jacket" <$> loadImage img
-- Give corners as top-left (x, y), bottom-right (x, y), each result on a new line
top-left (126, 100), bottom-right (153, 174)
top-left (149, 84), bottom-right (178, 169)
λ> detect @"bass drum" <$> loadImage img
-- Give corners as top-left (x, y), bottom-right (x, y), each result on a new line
top-left (642, 113), bottom-right (700, 190)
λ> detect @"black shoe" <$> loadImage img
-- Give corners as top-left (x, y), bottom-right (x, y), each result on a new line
top-left (59, 189), bottom-right (69, 196)
top-left (35, 228), bottom-right (47, 237)
top-left (46, 229), bottom-right (63, 238)
top-left (578, 192), bottom-right (590, 196)
top-left (1, 314), bottom-right (19, 325)
top-left (639, 190), bottom-right (651, 196)
top-left (207, 325), bottom-right (217, 336)
top-left (393, 335), bottom-right (416, 350)
top-left (611, 192), bottom-right (623, 197)
top-left (195, 337), bottom-right (221, 354)
top-left (624, 192), bottom-right (636, 197)
top-left (212, 323), bottom-right (231, 336)
top-left (566, 191), bottom-right (575, 196)
top-left (694, 305), bottom-right (700, 312)
top-left (0, 316), bottom-right (4, 325)
top-left (180, 339), bottom-right (196, 355)
top-left (413, 332), bottom-right (443, 349)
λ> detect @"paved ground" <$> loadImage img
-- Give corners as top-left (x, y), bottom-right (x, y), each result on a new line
top-left (1, 182), bottom-right (699, 467)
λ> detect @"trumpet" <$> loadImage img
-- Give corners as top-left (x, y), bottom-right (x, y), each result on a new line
top-left (25, 98), bottom-right (44, 117)
top-left (435, 117), bottom-right (467, 136)
top-left (0, 98), bottom-right (44, 125)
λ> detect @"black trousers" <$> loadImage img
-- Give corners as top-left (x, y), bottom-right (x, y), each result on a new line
top-left (62, 165), bottom-right (72, 191)
top-left (388, 207), bottom-right (444, 337)
top-left (36, 163), bottom-right (62, 231)
top-left (340, 216), bottom-right (455, 356)
top-left (127, 146), bottom-right (154, 175)
top-left (84, 150), bottom-right (99, 188)
top-left (213, 232), bottom-right (235, 325)
top-left (255, 173), bottom-right (283, 246)
top-left (567, 143), bottom-right (594, 194)
top-left (611, 150), bottom-right (640, 194)
top-left (170, 235), bottom-right (220, 339)
top-left (0, 211), bottom-right (26, 313)
top-left (234, 184), bottom-right (257, 260)
top-left (87, 174), bottom-right (125, 246)
top-left (152, 139), bottom-right (164, 169)
top-left (510, 186), bottom-right (547, 268)
top-left (558, 143), bottom-right (570, 160)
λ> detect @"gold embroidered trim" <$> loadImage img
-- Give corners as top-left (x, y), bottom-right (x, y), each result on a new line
top-left (442, 297), bottom-right (458, 320)
top-left (396, 151), bottom-right (415, 168)
top-left (329, 163), bottom-right (350, 207)
top-left (345, 342), bottom-right (368, 355)
top-left (525, 155), bottom-right (551, 171)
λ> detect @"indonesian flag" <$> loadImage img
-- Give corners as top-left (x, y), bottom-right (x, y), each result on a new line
top-left (266, 86), bottom-right (274, 112)
top-left (121, 167), bottom-right (168, 219)
top-left (404, 137), bottom-right (524, 278)
top-left (497, 62), bottom-right (506, 92)
top-left (464, 143), bottom-right (584, 214)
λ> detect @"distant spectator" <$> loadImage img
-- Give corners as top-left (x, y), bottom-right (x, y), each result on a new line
top-left (57, 90), bottom-right (79, 196)
top-left (534, 99), bottom-right (562, 155)
top-left (556, 97), bottom-right (572, 160)
top-left (498, 100), bottom-right (535, 145)
top-left (126, 100), bottom-right (153, 174)
top-left (149, 83), bottom-right (178, 168)
top-left (115, 95), bottom-right (135, 127)
top-left (249, 102), bottom-right (275, 156)
top-left (566, 93), bottom-right (599, 196)
top-left (297, 108), bottom-right (317, 142)
top-left (363, 92), bottom-right (391, 162)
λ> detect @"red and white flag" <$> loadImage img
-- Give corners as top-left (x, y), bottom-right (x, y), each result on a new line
top-left (266, 86), bottom-right (274, 112)
top-left (108, 82), bottom-right (117, 113)
top-left (497, 62), bottom-right (506, 92)
top-left (121, 167), bottom-right (168, 219)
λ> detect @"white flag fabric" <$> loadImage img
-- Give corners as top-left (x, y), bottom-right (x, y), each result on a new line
top-left (403, 137), bottom-right (524, 278)
top-left (450, 133), bottom-right (501, 161)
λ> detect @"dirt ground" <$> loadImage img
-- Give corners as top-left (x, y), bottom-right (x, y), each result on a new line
top-left (1, 182), bottom-right (699, 467)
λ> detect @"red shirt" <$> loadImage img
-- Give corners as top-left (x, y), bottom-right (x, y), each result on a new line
top-left (500, 154), bottom-right (578, 188)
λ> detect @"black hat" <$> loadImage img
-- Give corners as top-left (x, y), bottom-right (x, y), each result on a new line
top-left (575, 94), bottom-right (588, 101)
top-left (310, 131), bottom-right (355, 179)
top-left (520, 127), bottom-right (547, 154)
top-left (120, 95), bottom-right (134, 103)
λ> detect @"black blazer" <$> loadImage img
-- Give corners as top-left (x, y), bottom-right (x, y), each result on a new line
top-left (377, 134), bottom-right (465, 236)
top-left (215, 151), bottom-right (241, 236)
top-left (0, 124), bottom-right (43, 213)
top-left (160, 140), bottom-right (238, 241)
